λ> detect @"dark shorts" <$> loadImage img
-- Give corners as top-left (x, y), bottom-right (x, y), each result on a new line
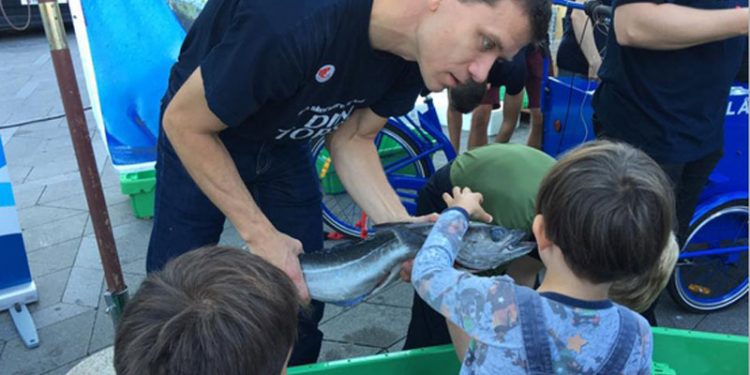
top-left (524, 47), bottom-right (544, 109)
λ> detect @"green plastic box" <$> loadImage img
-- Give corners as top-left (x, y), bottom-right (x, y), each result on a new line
top-left (288, 328), bottom-right (747, 375)
top-left (120, 169), bottom-right (157, 219)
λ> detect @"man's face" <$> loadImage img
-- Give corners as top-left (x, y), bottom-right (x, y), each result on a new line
top-left (415, 0), bottom-right (531, 92)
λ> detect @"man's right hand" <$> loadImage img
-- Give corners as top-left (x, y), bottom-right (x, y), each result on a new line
top-left (248, 229), bottom-right (310, 303)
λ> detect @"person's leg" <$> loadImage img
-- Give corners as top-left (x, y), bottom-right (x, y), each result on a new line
top-left (495, 91), bottom-right (523, 143)
top-left (146, 134), bottom-right (228, 272)
top-left (526, 108), bottom-right (544, 150)
top-left (404, 164), bottom-right (454, 349)
top-left (447, 98), bottom-right (463, 153)
top-left (524, 50), bottom-right (544, 149)
top-left (669, 150), bottom-right (724, 246)
top-left (249, 141), bottom-right (325, 366)
top-left (468, 104), bottom-right (492, 150)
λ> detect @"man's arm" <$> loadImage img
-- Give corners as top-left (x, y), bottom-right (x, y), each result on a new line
top-left (325, 108), bottom-right (411, 224)
top-left (570, 1), bottom-right (602, 78)
top-left (615, 2), bottom-right (748, 50)
top-left (163, 67), bottom-right (309, 301)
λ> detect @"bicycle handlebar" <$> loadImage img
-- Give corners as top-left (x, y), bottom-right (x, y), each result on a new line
top-left (552, 0), bottom-right (612, 18)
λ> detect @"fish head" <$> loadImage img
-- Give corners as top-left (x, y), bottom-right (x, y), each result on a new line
top-left (456, 224), bottom-right (534, 270)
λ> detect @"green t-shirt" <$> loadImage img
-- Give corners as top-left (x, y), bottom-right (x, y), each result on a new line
top-left (450, 144), bottom-right (555, 232)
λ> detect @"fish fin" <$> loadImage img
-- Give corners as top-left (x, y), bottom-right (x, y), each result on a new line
top-left (369, 267), bottom-right (402, 298)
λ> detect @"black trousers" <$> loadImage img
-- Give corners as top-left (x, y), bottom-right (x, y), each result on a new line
top-left (404, 164), bottom-right (454, 349)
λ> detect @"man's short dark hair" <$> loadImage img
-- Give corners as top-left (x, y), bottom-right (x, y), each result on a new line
top-left (461, 0), bottom-right (552, 43)
top-left (114, 246), bottom-right (299, 375)
top-left (535, 141), bottom-right (675, 284)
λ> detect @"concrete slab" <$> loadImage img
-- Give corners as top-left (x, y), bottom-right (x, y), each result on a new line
top-left (321, 303), bottom-right (411, 348)
top-left (82, 201), bottom-right (140, 237)
top-left (18, 205), bottom-right (87, 231)
top-left (87, 273), bottom-right (146, 355)
top-left (0, 310), bottom-right (95, 375)
top-left (321, 304), bottom-right (348, 325)
top-left (386, 338), bottom-right (406, 353)
top-left (694, 297), bottom-right (748, 336)
top-left (62, 267), bottom-right (104, 308)
top-left (21, 212), bottom-right (88, 252)
top-left (31, 303), bottom-right (92, 331)
top-left (366, 281), bottom-right (414, 308)
top-left (318, 340), bottom-right (382, 362)
top-left (27, 238), bottom-right (81, 278)
top-left (66, 347), bottom-right (113, 375)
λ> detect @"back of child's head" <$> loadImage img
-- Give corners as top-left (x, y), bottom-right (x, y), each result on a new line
top-left (114, 246), bottom-right (299, 375)
top-left (535, 140), bottom-right (675, 284)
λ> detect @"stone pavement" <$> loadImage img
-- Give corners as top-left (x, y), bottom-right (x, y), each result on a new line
top-left (0, 30), bottom-right (747, 375)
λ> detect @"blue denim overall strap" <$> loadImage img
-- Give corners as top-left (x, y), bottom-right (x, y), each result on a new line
top-left (597, 305), bottom-right (638, 374)
top-left (517, 286), bottom-right (554, 374)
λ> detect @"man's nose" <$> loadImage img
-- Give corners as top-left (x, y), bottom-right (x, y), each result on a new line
top-left (468, 54), bottom-right (497, 83)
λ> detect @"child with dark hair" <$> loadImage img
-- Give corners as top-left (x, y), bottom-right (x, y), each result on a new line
top-left (411, 140), bottom-right (674, 374)
top-left (114, 246), bottom-right (299, 375)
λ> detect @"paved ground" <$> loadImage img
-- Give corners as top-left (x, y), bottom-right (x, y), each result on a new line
top-left (0, 31), bottom-right (747, 375)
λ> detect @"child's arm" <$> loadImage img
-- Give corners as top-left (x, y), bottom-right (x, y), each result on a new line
top-left (411, 189), bottom-right (519, 345)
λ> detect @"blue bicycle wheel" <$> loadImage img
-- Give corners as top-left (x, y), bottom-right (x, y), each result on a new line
top-left (668, 199), bottom-right (749, 312)
top-left (312, 122), bottom-right (433, 238)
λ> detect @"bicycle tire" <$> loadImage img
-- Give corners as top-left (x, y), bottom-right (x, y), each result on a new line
top-left (312, 122), bottom-right (432, 238)
top-left (667, 199), bottom-right (749, 313)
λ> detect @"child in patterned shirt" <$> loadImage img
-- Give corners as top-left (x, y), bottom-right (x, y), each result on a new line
top-left (411, 140), bottom-right (674, 374)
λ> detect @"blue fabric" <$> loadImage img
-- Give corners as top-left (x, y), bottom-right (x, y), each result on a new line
top-left (593, 0), bottom-right (748, 163)
top-left (0, 183), bottom-right (15, 207)
top-left (0, 234), bottom-right (32, 290)
top-left (487, 46), bottom-right (528, 95)
top-left (164, 0), bottom-right (424, 143)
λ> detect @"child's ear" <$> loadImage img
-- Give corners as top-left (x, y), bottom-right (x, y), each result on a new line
top-left (532, 214), bottom-right (551, 251)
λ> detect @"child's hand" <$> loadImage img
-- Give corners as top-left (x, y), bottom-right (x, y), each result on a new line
top-left (442, 187), bottom-right (493, 223)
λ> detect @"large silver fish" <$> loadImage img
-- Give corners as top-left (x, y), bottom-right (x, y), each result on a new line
top-left (301, 222), bottom-right (534, 306)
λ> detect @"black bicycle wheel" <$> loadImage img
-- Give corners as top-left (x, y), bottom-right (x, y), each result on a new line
top-left (667, 199), bottom-right (749, 313)
top-left (312, 122), bottom-right (432, 238)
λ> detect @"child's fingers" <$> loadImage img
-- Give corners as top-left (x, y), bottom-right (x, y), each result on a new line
top-left (442, 192), bottom-right (454, 205)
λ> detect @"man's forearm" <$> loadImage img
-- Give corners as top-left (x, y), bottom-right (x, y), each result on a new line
top-left (164, 120), bottom-right (274, 244)
top-left (615, 3), bottom-right (749, 50)
top-left (327, 133), bottom-right (409, 224)
top-left (571, 9), bottom-right (602, 68)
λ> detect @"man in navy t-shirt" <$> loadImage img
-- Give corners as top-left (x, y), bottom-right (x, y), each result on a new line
top-left (592, 0), bottom-right (748, 325)
top-left (147, 0), bottom-right (552, 365)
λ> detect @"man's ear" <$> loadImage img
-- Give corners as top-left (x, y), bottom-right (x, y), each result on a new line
top-left (532, 214), bottom-right (551, 251)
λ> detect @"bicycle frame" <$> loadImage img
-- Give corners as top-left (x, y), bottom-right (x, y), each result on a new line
top-left (381, 96), bottom-right (457, 199)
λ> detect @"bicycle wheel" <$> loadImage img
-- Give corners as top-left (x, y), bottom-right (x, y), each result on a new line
top-left (667, 199), bottom-right (749, 313)
top-left (312, 122), bottom-right (432, 238)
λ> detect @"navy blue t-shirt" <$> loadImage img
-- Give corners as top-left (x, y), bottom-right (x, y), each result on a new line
top-left (556, 0), bottom-right (610, 76)
top-left (487, 46), bottom-right (528, 95)
top-left (592, 0), bottom-right (747, 163)
top-left (163, 0), bottom-right (424, 144)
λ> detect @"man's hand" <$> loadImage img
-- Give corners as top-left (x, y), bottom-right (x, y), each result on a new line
top-left (443, 187), bottom-right (493, 223)
top-left (248, 229), bottom-right (310, 303)
top-left (399, 212), bottom-right (439, 282)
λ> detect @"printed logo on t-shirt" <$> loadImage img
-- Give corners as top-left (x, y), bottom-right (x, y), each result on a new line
top-left (315, 64), bottom-right (336, 83)
top-left (275, 99), bottom-right (366, 140)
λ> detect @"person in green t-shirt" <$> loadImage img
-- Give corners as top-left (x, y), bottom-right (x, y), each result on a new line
top-left (403, 143), bottom-right (555, 350)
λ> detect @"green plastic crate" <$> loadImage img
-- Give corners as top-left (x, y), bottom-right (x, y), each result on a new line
top-left (120, 169), bottom-right (156, 219)
top-left (288, 328), bottom-right (747, 375)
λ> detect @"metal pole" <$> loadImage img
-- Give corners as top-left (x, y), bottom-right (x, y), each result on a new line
top-left (37, 0), bottom-right (129, 325)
